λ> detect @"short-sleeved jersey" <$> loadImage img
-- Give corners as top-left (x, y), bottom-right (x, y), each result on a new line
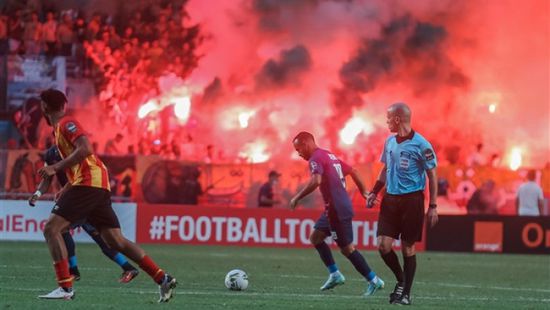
top-left (44, 146), bottom-right (68, 187)
top-left (54, 116), bottom-right (110, 191)
top-left (380, 130), bottom-right (437, 195)
top-left (309, 148), bottom-right (354, 220)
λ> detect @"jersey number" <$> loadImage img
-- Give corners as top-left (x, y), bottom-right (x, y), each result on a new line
top-left (333, 164), bottom-right (346, 189)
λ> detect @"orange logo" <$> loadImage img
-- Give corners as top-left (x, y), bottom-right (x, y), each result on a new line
top-left (474, 222), bottom-right (503, 252)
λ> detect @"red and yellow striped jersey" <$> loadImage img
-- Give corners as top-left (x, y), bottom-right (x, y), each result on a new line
top-left (54, 116), bottom-right (110, 191)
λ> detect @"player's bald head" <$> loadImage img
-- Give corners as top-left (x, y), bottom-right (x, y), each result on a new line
top-left (293, 131), bottom-right (315, 145)
top-left (388, 102), bottom-right (411, 123)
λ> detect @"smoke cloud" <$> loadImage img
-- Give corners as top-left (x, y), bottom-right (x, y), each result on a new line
top-left (143, 0), bottom-right (547, 166)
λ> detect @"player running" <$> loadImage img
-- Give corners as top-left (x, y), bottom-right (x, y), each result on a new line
top-left (36, 89), bottom-right (176, 302)
top-left (290, 131), bottom-right (384, 297)
top-left (29, 145), bottom-right (139, 283)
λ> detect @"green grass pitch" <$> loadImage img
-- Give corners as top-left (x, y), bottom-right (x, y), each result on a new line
top-left (1, 241), bottom-right (548, 309)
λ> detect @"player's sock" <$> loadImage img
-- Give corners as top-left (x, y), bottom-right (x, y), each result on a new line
top-left (381, 250), bottom-right (404, 283)
top-left (53, 259), bottom-right (73, 291)
top-left (347, 250), bottom-right (375, 281)
top-left (68, 256), bottom-right (77, 269)
top-left (138, 255), bottom-right (166, 284)
top-left (403, 255), bottom-right (417, 296)
top-left (314, 242), bottom-right (338, 273)
top-left (112, 252), bottom-right (137, 271)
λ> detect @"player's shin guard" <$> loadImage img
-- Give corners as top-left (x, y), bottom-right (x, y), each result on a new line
top-left (314, 242), bottom-right (337, 272)
top-left (138, 255), bottom-right (166, 284)
top-left (347, 250), bottom-right (374, 281)
top-left (403, 255), bottom-right (416, 296)
top-left (381, 250), bottom-right (404, 283)
top-left (54, 259), bottom-right (73, 290)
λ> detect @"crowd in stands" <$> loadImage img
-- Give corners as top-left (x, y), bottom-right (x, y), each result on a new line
top-left (1, 0), bottom-right (204, 151)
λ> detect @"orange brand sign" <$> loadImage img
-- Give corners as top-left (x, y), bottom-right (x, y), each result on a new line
top-left (474, 221), bottom-right (503, 252)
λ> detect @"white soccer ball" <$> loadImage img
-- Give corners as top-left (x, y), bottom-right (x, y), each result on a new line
top-left (224, 269), bottom-right (249, 291)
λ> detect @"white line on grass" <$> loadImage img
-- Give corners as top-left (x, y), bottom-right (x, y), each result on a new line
top-left (2, 265), bottom-right (549, 294)
top-left (1, 286), bottom-right (549, 303)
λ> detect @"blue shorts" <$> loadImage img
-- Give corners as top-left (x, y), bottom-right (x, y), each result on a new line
top-left (314, 213), bottom-right (354, 248)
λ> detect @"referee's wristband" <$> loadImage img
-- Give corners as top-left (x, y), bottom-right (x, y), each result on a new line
top-left (371, 181), bottom-right (384, 195)
top-left (429, 203), bottom-right (437, 209)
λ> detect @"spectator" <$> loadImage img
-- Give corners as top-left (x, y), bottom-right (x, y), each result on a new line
top-left (42, 11), bottom-right (57, 58)
top-left (516, 170), bottom-right (544, 216)
top-left (489, 153), bottom-right (501, 168)
top-left (467, 180), bottom-right (498, 214)
top-left (86, 12), bottom-right (101, 41)
top-left (56, 13), bottom-right (74, 56)
top-left (467, 143), bottom-right (486, 167)
top-left (258, 170), bottom-right (281, 208)
top-left (104, 133), bottom-right (124, 155)
top-left (8, 9), bottom-right (24, 54)
top-left (23, 12), bottom-right (42, 55)
top-left (180, 169), bottom-right (205, 205)
top-left (0, 14), bottom-right (8, 54)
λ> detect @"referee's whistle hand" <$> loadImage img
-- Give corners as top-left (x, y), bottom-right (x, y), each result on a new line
top-left (427, 208), bottom-right (438, 227)
top-left (366, 192), bottom-right (377, 209)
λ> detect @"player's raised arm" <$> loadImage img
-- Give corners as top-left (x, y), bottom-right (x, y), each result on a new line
top-left (289, 174), bottom-right (321, 210)
top-left (39, 136), bottom-right (93, 179)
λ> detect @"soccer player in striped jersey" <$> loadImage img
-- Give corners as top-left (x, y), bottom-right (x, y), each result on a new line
top-left (29, 145), bottom-right (139, 283)
top-left (290, 132), bottom-right (384, 297)
top-left (36, 89), bottom-right (176, 302)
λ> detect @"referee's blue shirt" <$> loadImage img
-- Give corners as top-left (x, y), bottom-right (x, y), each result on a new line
top-left (380, 130), bottom-right (437, 195)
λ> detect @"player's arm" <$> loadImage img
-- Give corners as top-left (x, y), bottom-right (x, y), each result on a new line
top-left (28, 174), bottom-right (53, 207)
top-left (38, 136), bottom-right (93, 178)
top-left (426, 167), bottom-right (438, 227)
top-left (289, 174), bottom-right (321, 210)
top-left (366, 165), bottom-right (387, 208)
top-left (349, 168), bottom-right (368, 199)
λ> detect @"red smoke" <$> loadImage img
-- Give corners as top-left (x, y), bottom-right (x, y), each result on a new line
top-left (88, 0), bottom-right (550, 167)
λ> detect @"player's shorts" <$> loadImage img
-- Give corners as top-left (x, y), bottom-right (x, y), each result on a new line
top-left (377, 190), bottom-right (424, 243)
top-left (53, 186), bottom-right (120, 230)
top-left (314, 213), bottom-right (353, 248)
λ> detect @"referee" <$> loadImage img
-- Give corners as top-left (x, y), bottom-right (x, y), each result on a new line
top-left (367, 102), bottom-right (438, 305)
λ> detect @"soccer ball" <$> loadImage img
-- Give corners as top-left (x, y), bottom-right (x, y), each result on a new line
top-left (224, 269), bottom-right (249, 291)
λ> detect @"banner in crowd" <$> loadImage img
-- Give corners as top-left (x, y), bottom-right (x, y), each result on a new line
top-left (2, 149), bottom-right (549, 214)
top-left (0, 200), bottom-right (137, 242)
top-left (2, 150), bottom-right (136, 199)
top-left (426, 215), bottom-right (550, 254)
top-left (136, 204), bottom-right (422, 251)
top-left (7, 55), bottom-right (65, 110)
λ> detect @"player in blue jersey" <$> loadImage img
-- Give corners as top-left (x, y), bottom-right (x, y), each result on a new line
top-left (367, 102), bottom-right (438, 305)
top-left (290, 131), bottom-right (384, 297)
top-left (28, 145), bottom-right (139, 283)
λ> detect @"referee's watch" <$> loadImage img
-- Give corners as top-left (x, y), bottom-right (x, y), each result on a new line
top-left (428, 203), bottom-right (437, 209)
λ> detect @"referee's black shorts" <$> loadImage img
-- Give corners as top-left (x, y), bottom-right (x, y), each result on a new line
top-left (52, 186), bottom-right (120, 230)
top-left (377, 190), bottom-right (425, 243)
